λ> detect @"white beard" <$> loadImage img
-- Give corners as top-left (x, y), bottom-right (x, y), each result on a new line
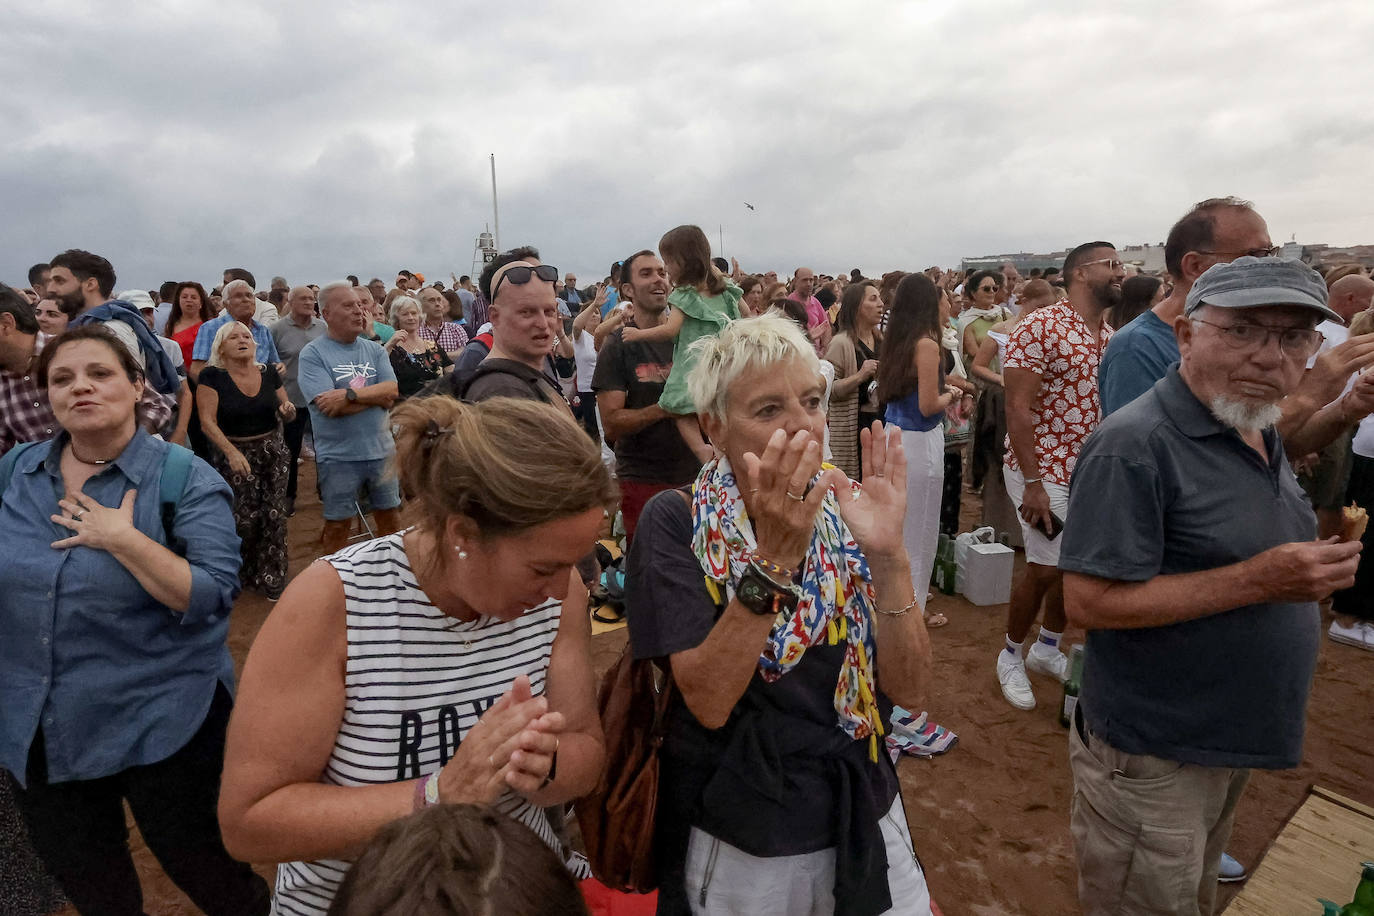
top-left (1209, 396), bottom-right (1283, 432)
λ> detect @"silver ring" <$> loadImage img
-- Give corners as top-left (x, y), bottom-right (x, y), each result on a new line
top-left (785, 490), bottom-right (805, 501)
top-left (72, 513), bottom-right (83, 522)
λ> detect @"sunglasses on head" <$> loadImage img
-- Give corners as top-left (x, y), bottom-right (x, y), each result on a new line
top-left (491, 263), bottom-right (559, 299)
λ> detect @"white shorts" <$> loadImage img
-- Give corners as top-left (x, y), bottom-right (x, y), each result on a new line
top-left (1003, 465), bottom-right (1071, 567)
top-left (683, 795), bottom-right (932, 915)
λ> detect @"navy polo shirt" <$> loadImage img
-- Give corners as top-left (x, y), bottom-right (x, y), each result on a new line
top-left (1060, 367), bottom-right (1318, 769)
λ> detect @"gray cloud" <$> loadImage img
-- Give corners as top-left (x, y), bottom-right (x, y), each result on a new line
top-left (5, 0), bottom-right (1373, 291)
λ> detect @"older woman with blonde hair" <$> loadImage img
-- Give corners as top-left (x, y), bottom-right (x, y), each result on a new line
top-left (219, 396), bottom-right (617, 916)
top-left (196, 320), bottom-right (295, 598)
top-left (625, 313), bottom-right (934, 914)
top-left (384, 295), bottom-right (452, 399)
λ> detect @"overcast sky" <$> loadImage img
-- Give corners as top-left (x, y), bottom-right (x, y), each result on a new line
top-left (5, 0), bottom-right (1373, 291)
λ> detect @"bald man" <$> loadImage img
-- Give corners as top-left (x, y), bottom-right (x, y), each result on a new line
top-left (1328, 274), bottom-right (1374, 326)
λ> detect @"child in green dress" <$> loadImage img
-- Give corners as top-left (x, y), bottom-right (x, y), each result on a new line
top-left (622, 224), bottom-right (741, 462)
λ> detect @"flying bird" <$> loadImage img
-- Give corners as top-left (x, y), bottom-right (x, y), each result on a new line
top-left (744, 202), bottom-right (755, 210)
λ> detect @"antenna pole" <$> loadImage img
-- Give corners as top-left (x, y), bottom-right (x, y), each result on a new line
top-left (490, 154), bottom-right (500, 250)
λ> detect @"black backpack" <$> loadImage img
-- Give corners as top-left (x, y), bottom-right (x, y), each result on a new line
top-left (424, 358), bottom-right (561, 406)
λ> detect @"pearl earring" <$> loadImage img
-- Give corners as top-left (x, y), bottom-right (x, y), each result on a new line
top-left (456, 545), bottom-right (468, 560)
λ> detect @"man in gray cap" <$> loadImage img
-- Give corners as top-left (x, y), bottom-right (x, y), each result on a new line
top-left (1057, 257), bottom-right (1365, 916)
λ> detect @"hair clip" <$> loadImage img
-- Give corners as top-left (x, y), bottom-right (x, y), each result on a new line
top-left (421, 419), bottom-right (454, 449)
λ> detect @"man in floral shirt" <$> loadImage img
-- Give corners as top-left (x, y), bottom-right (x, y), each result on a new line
top-left (996, 241), bottom-right (1123, 710)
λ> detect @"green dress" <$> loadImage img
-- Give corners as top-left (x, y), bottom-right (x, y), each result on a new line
top-left (658, 281), bottom-right (743, 414)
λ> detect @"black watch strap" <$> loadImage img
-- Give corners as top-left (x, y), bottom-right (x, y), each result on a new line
top-left (736, 566), bottom-right (797, 617)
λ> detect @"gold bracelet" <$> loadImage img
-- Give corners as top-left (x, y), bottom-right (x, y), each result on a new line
top-left (875, 596), bottom-right (919, 617)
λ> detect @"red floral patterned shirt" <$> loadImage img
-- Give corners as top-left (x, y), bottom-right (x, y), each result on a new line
top-left (1002, 302), bottom-right (1113, 487)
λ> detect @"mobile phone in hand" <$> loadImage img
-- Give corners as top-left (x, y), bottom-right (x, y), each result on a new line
top-left (1040, 512), bottom-right (1065, 540)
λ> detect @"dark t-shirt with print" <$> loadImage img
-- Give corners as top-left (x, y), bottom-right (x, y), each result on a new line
top-left (591, 329), bottom-right (699, 485)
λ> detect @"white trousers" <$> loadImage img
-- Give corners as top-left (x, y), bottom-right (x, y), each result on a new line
top-left (683, 795), bottom-right (932, 915)
top-left (899, 426), bottom-right (945, 607)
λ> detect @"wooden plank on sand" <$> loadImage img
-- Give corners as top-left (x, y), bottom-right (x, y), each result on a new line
top-left (1225, 786), bottom-right (1374, 914)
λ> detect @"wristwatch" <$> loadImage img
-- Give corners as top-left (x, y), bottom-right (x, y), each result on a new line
top-left (735, 566), bottom-right (799, 617)
top-left (345, 387), bottom-right (358, 403)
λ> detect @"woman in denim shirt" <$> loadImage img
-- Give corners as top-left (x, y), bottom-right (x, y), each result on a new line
top-left (0, 326), bottom-right (269, 916)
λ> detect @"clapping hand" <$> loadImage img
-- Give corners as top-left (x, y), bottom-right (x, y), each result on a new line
top-left (52, 489), bottom-right (137, 551)
top-left (436, 675), bottom-right (564, 805)
top-left (835, 421), bottom-right (907, 559)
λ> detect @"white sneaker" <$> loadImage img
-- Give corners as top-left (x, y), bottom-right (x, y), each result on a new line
top-left (1026, 642), bottom-right (1070, 681)
top-left (1217, 852), bottom-right (1247, 883)
top-left (997, 652), bottom-right (1036, 710)
top-left (1328, 619), bottom-right (1374, 652)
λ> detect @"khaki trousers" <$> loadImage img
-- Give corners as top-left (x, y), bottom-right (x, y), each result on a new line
top-left (1068, 709), bottom-right (1249, 916)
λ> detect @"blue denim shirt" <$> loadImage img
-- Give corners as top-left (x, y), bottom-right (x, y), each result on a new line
top-left (0, 431), bottom-right (242, 786)
top-left (190, 313), bottom-right (281, 364)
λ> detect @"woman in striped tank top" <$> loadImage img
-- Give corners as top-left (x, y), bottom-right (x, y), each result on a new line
top-left (218, 396), bottom-right (618, 916)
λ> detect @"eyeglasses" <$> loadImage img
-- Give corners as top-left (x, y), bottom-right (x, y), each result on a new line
top-left (1195, 246), bottom-right (1282, 260)
top-left (1191, 318), bottom-right (1323, 359)
top-left (491, 263), bottom-right (559, 300)
top-left (977, 284), bottom-right (998, 293)
top-left (1079, 258), bottom-right (1125, 271)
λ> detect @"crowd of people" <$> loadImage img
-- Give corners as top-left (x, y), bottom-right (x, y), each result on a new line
top-left (0, 195), bottom-right (1371, 916)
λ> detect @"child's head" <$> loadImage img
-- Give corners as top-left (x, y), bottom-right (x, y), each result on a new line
top-left (659, 225), bottom-right (725, 295)
top-left (326, 805), bottom-right (589, 916)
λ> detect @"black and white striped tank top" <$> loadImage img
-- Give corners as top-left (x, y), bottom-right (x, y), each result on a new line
top-left (271, 534), bottom-right (582, 916)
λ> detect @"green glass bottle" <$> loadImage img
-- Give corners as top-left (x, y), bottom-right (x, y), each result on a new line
top-left (1342, 862), bottom-right (1374, 915)
top-left (933, 534), bottom-right (957, 595)
top-left (1059, 644), bottom-right (1086, 728)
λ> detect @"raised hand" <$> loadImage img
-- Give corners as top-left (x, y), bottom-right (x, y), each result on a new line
top-left (835, 421), bottom-right (907, 559)
top-left (740, 428), bottom-right (832, 572)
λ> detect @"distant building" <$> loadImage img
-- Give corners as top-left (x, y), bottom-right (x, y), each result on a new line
top-left (1280, 242), bottom-right (1374, 270)
top-left (960, 251), bottom-right (1067, 274)
top-left (962, 239), bottom-right (1373, 278)
top-left (1119, 243), bottom-right (1166, 274)
top-left (961, 242), bottom-right (1166, 276)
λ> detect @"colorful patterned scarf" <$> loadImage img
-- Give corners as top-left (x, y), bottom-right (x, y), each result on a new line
top-left (690, 455), bottom-right (885, 757)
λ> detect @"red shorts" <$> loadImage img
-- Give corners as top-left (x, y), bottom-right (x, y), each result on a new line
top-left (618, 480), bottom-right (679, 542)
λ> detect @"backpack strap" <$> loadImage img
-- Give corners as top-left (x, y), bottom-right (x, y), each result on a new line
top-left (0, 440), bottom-right (193, 555)
top-left (158, 443), bottom-right (195, 556)
top-left (457, 359), bottom-right (557, 405)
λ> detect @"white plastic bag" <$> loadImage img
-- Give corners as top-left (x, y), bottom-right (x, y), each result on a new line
top-left (954, 527), bottom-right (996, 594)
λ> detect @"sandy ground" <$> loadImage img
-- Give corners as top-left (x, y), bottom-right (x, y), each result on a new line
top-left (53, 464), bottom-right (1374, 915)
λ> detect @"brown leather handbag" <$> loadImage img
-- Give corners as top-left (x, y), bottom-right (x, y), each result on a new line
top-left (576, 645), bottom-right (674, 893)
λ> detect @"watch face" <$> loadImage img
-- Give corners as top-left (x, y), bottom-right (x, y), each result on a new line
top-left (739, 577), bottom-right (765, 604)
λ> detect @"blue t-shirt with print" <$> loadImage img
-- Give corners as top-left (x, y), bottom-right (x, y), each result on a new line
top-left (298, 335), bottom-right (396, 462)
